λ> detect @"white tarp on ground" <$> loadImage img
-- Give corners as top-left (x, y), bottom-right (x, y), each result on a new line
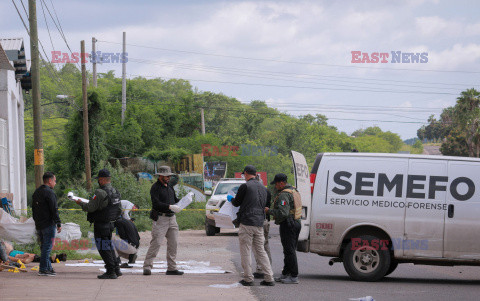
top-left (0, 208), bottom-right (36, 244)
top-left (66, 260), bottom-right (230, 274)
top-left (55, 223), bottom-right (82, 242)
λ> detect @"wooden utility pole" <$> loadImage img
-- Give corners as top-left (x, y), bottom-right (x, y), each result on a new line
top-left (29, 0), bottom-right (44, 188)
top-left (81, 40), bottom-right (92, 190)
top-left (92, 37), bottom-right (97, 87)
top-left (200, 108), bottom-right (205, 135)
top-left (121, 31), bottom-right (126, 125)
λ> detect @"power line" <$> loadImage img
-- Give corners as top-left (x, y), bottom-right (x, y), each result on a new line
top-left (128, 57), bottom-right (473, 91)
top-left (99, 40), bottom-right (480, 74)
top-left (128, 74), bottom-right (459, 96)
top-left (39, 0), bottom-right (54, 51)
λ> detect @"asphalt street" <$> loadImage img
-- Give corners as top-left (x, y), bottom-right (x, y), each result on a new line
top-left (229, 224), bottom-right (480, 301)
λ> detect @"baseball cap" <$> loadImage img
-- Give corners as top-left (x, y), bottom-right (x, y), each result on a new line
top-left (242, 165), bottom-right (257, 175)
top-left (95, 168), bottom-right (111, 179)
top-left (270, 173), bottom-right (287, 184)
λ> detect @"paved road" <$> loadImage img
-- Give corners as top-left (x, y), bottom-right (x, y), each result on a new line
top-left (423, 145), bottom-right (442, 155)
top-left (230, 224), bottom-right (480, 301)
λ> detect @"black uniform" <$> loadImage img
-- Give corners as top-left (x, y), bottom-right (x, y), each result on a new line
top-left (80, 183), bottom-right (122, 274)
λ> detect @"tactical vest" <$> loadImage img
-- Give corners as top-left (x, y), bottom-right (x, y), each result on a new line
top-left (87, 186), bottom-right (122, 223)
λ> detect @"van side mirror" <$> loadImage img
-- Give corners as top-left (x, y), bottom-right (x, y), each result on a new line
top-left (204, 190), bottom-right (212, 196)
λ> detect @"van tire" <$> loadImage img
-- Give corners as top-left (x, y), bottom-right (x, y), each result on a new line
top-left (385, 261), bottom-right (398, 276)
top-left (342, 235), bottom-right (391, 282)
top-left (205, 222), bottom-right (216, 236)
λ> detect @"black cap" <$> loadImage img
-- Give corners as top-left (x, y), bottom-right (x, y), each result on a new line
top-left (270, 173), bottom-right (287, 184)
top-left (242, 165), bottom-right (257, 175)
top-left (95, 168), bottom-right (111, 179)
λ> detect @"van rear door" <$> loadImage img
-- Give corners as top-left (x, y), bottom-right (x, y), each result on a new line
top-left (444, 160), bottom-right (480, 259)
top-left (291, 151), bottom-right (312, 242)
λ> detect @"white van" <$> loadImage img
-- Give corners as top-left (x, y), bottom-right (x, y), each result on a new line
top-left (291, 151), bottom-right (480, 281)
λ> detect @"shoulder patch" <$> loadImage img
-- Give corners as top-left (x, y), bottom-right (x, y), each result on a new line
top-left (280, 200), bottom-right (286, 206)
top-left (93, 195), bottom-right (97, 200)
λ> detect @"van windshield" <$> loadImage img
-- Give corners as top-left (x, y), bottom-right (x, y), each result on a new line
top-left (214, 183), bottom-right (242, 195)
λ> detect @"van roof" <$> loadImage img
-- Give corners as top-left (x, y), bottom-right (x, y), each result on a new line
top-left (320, 152), bottom-right (480, 163)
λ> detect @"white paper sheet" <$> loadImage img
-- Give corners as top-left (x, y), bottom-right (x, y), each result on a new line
top-left (177, 192), bottom-right (194, 210)
top-left (213, 213), bottom-right (236, 229)
top-left (67, 192), bottom-right (89, 203)
top-left (217, 201), bottom-right (239, 220)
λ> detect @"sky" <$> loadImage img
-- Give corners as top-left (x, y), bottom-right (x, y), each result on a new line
top-left (2, 0), bottom-right (480, 139)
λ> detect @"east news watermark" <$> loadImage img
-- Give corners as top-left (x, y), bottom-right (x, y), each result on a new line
top-left (51, 51), bottom-right (128, 64)
top-left (351, 51), bottom-right (428, 63)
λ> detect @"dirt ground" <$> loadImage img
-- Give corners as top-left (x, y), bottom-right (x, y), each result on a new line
top-left (0, 229), bottom-right (255, 301)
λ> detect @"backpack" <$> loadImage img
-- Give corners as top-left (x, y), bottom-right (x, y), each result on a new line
top-left (282, 188), bottom-right (302, 220)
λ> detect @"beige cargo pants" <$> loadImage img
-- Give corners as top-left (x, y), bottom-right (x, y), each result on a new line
top-left (256, 220), bottom-right (272, 273)
top-left (239, 223), bottom-right (274, 282)
top-left (143, 215), bottom-right (178, 271)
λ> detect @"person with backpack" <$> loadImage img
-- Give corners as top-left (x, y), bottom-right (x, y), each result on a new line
top-left (75, 169), bottom-right (122, 279)
top-left (266, 173), bottom-right (302, 284)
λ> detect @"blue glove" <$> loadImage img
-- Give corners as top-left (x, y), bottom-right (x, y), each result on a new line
top-left (227, 195), bottom-right (234, 202)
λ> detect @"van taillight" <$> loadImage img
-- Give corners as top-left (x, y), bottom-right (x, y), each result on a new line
top-left (310, 173), bottom-right (316, 194)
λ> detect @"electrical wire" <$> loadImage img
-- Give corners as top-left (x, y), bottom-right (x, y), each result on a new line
top-left (98, 40), bottom-right (480, 74)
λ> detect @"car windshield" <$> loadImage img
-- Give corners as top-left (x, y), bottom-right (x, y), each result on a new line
top-left (214, 183), bottom-right (242, 195)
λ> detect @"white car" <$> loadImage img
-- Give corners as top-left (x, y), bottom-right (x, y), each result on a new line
top-left (205, 178), bottom-right (245, 236)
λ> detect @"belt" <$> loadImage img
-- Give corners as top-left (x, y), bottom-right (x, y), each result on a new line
top-left (158, 212), bottom-right (174, 217)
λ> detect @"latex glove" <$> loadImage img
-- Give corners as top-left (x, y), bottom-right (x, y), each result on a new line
top-left (227, 195), bottom-right (234, 202)
top-left (169, 205), bottom-right (181, 213)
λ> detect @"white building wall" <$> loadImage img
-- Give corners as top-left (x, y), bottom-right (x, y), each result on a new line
top-left (0, 67), bottom-right (27, 215)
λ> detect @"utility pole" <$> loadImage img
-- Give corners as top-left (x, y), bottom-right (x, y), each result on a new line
top-left (121, 31), bottom-right (126, 125)
top-left (81, 40), bottom-right (92, 191)
top-left (200, 108), bottom-right (205, 135)
top-left (92, 37), bottom-right (97, 87)
top-left (29, 0), bottom-right (43, 188)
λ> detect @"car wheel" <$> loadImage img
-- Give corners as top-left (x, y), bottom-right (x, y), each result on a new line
top-left (343, 235), bottom-right (391, 282)
top-left (205, 222), bottom-right (216, 236)
top-left (385, 260), bottom-right (398, 276)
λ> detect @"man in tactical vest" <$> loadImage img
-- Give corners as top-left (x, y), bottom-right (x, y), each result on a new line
top-left (266, 173), bottom-right (301, 284)
top-left (75, 169), bottom-right (122, 279)
top-left (143, 166), bottom-right (183, 276)
top-left (231, 165), bottom-right (275, 286)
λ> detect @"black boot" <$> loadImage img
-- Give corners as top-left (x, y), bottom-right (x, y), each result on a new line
top-left (128, 253), bottom-right (137, 264)
top-left (115, 267), bottom-right (122, 277)
top-left (97, 271), bottom-right (117, 279)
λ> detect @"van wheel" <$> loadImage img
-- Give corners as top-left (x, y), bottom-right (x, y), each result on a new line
top-left (205, 222), bottom-right (216, 236)
top-left (385, 261), bottom-right (398, 276)
top-left (343, 235), bottom-right (391, 282)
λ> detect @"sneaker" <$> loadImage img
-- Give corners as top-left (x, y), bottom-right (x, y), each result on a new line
top-left (281, 276), bottom-right (299, 284)
top-left (128, 254), bottom-right (137, 264)
top-left (97, 272), bottom-right (117, 279)
top-left (274, 274), bottom-right (289, 282)
top-left (49, 269), bottom-right (56, 276)
top-left (239, 279), bottom-right (254, 286)
top-left (166, 270), bottom-right (184, 275)
top-left (260, 280), bottom-right (275, 286)
top-left (143, 269), bottom-right (151, 276)
top-left (120, 263), bottom-right (133, 268)
top-left (38, 270), bottom-right (55, 277)
top-left (253, 272), bottom-right (264, 279)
